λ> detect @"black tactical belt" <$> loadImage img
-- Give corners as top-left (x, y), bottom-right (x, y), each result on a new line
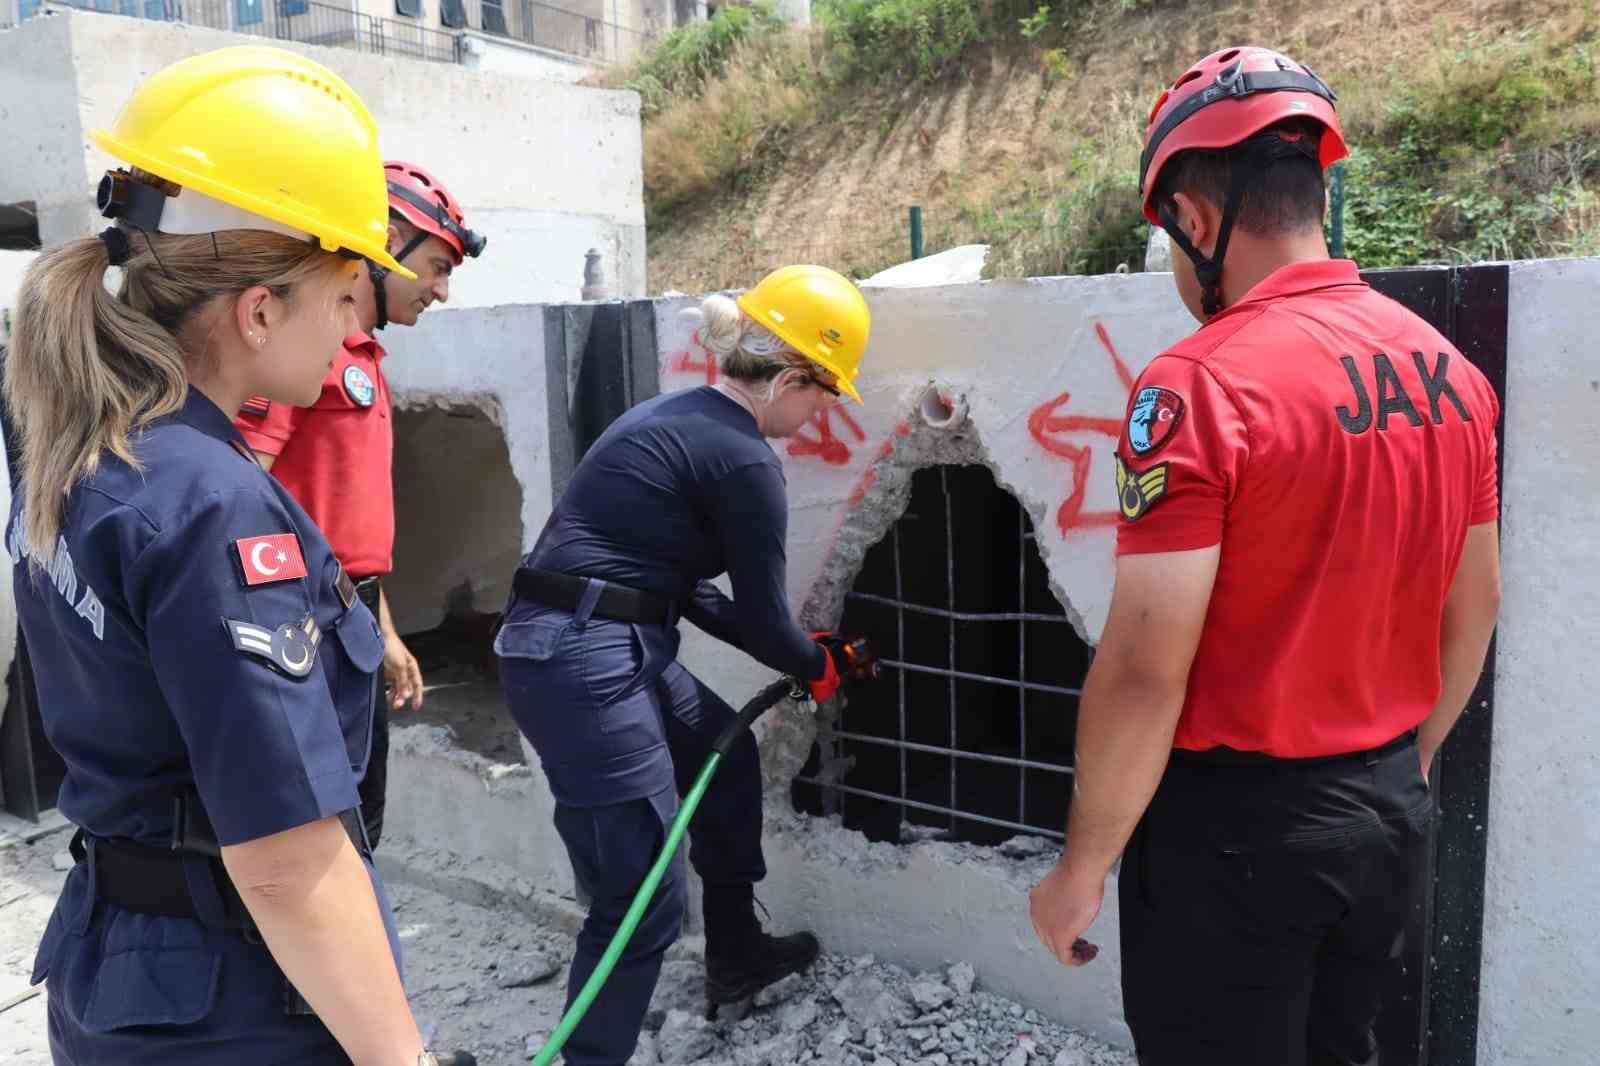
top-left (1170, 728), bottom-right (1417, 769)
top-left (513, 567), bottom-right (671, 626)
top-left (75, 807), bottom-right (369, 929)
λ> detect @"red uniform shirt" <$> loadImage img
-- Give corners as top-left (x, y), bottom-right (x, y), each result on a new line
top-left (1115, 260), bottom-right (1500, 757)
top-left (234, 333), bottom-right (395, 578)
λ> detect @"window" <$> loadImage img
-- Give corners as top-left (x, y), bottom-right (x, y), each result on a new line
top-left (278, 0), bottom-right (309, 15)
top-left (234, 0), bottom-right (263, 24)
top-left (439, 0), bottom-right (465, 27)
top-left (395, 0), bottom-right (421, 16)
top-left (479, 0), bottom-right (507, 34)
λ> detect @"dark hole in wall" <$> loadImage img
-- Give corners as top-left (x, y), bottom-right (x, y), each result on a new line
top-left (0, 202), bottom-right (40, 250)
top-left (388, 404), bottom-right (525, 764)
top-left (792, 464), bottom-right (1091, 847)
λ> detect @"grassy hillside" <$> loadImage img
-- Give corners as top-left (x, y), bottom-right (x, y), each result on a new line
top-left (599, 0), bottom-right (1600, 293)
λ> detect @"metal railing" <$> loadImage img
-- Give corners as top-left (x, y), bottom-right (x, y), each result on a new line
top-left (461, 0), bottom-right (654, 65)
top-left (27, 0), bottom-right (463, 64)
top-left (795, 467), bottom-right (1085, 844)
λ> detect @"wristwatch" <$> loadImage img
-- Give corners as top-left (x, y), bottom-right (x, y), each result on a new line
top-left (418, 1054), bottom-right (439, 1066)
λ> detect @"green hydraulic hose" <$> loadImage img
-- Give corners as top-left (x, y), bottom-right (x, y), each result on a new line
top-left (529, 676), bottom-right (803, 1066)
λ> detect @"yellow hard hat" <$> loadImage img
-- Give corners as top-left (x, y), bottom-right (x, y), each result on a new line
top-left (89, 46), bottom-right (412, 278)
top-left (737, 265), bottom-right (871, 403)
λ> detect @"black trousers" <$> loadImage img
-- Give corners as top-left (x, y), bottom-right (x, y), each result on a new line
top-left (354, 578), bottom-right (389, 849)
top-left (1119, 731), bottom-right (1433, 1066)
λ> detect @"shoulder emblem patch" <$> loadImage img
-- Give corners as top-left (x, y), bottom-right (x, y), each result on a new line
top-left (1128, 386), bottom-right (1186, 458)
top-left (342, 364), bottom-right (376, 408)
top-left (235, 533), bottom-right (308, 586)
top-left (1115, 455), bottom-right (1169, 521)
top-left (224, 614), bottom-right (322, 679)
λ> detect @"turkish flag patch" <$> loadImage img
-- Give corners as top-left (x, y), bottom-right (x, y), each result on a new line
top-left (235, 533), bottom-right (308, 586)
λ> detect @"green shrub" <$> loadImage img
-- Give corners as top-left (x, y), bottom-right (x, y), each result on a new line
top-left (818, 0), bottom-right (988, 80)
top-left (624, 2), bottom-right (787, 114)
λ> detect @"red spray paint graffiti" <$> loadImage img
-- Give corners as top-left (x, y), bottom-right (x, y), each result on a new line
top-left (1027, 321), bottom-right (1139, 536)
top-left (787, 406), bottom-right (867, 465)
top-left (664, 331), bottom-right (719, 384)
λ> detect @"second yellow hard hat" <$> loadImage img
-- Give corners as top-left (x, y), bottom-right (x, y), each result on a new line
top-left (738, 265), bottom-right (872, 403)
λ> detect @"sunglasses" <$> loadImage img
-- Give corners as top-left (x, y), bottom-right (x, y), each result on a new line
top-left (783, 360), bottom-right (839, 397)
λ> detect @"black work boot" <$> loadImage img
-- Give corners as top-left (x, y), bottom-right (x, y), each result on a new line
top-left (702, 881), bottom-right (820, 1006)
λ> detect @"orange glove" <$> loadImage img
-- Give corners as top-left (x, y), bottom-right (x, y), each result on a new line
top-left (808, 631), bottom-right (843, 703)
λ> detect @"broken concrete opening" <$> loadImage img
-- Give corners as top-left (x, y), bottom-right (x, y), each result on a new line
top-left (390, 403), bottom-right (525, 764)
top-left (792, 463), bottom-right (1091, 847)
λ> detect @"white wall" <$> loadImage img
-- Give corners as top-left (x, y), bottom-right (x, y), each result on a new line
top-left (1477, 258), bottom-right (1600, 1065)
top-left (379, 304), bottom-right (552, 634)
top-left (459, 30), bottom-right (601, 84)
top-left (0, 11), bottom-right (646, 304)
top-left (0, 15), bottom-right (85, 253)
top-left (657, 273), bottom-right (1192, 644)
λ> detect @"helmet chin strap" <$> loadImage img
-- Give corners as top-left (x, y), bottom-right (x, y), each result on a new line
top-left (1156, 133), bottom-right (1319, 319)
top-left (367, 229), bottom-right (430, 331)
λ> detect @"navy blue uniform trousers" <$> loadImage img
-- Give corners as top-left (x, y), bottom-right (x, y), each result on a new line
top-left (499, 585), bottom-right (765, 1065)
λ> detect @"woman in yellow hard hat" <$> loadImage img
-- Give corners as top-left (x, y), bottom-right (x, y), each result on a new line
top-left (496, 265), bottom-right (870, 1063)
top-left (4, 46), bottom-right (463, 1066)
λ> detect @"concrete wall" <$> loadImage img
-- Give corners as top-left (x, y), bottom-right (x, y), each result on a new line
top-left (0, 15), bottom-right (84, 257)
top-left (459, 30), bottom-right (600, 84)
top-left (1476, 258), bottom-right (1600, 1065)
top-left (389, 263), bottom-right (1593, 1053)
top-left (0, 10), bottom-right (645, 304)
top-left (380, 304), bottom-right (552, 634)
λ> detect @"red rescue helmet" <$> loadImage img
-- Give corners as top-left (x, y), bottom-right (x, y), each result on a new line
top-left (384, 160), bottom-right (484, 264)
top-left (1139, 46), bottom-right (1348, 224)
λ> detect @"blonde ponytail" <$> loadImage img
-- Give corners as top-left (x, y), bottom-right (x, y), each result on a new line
top-left (4, 189), bottom-right (346, 562)
top-left (698, 292), bottom-right (798, 386)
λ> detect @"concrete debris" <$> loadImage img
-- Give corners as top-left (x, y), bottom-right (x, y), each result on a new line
top-left (493, 951), bottom-right (561, 988)
top-left (946, 961), bottom-right (976, 996)
top-left (3, 834), bottom-right (1132, 1066)
top-left (752, 972), bottom-right (804, 1007)
top-left (898, 822), bottom-right (950, 844)
top-left (909, 978), bottom-right (956, 1011)
top-left (646, 959), bottom-right (710, 1029)
top-left (50, 851), bottom-right (73, 873)
top-left (997, 835), bottom-right (1052, 859)
top-left (779, 996), bottom-right (820, 1032)
top-left (713, 997), bottom-right (752, 1024)
top-left (831, 972), bottom-right (908, 1029)
top-left (657, 1009), bottom-right (720, 1065)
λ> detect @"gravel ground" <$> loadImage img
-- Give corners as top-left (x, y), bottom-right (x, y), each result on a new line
top-left (0, 830), bottom-right (1132, 1066)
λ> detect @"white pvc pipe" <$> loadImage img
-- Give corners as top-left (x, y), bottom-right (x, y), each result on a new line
top-left (918, 385), bottom-right (967, 430)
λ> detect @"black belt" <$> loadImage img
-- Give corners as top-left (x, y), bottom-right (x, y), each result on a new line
top-left (513, 567), bottom-right (671, 626)
top-left (353, 575), bottom-right (381, 610)
top-left (1170, 728), bottom-right (1417, 769)
top-left (78, 807), bottom-right (369, 929)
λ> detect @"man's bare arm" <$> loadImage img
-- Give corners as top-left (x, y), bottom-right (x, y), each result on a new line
top-left (1030, 546), bottom-right (1218, 966)
top-left (1060, 546), bottom-right (1219, 881)
top-left (1417, 522), bottom-right (1501, 779)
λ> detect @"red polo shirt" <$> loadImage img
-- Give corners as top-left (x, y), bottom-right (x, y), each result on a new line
top-left (1115, 260), bottom-right (1500, 757)
top-left (234, 332), bottom-right (395, 578)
